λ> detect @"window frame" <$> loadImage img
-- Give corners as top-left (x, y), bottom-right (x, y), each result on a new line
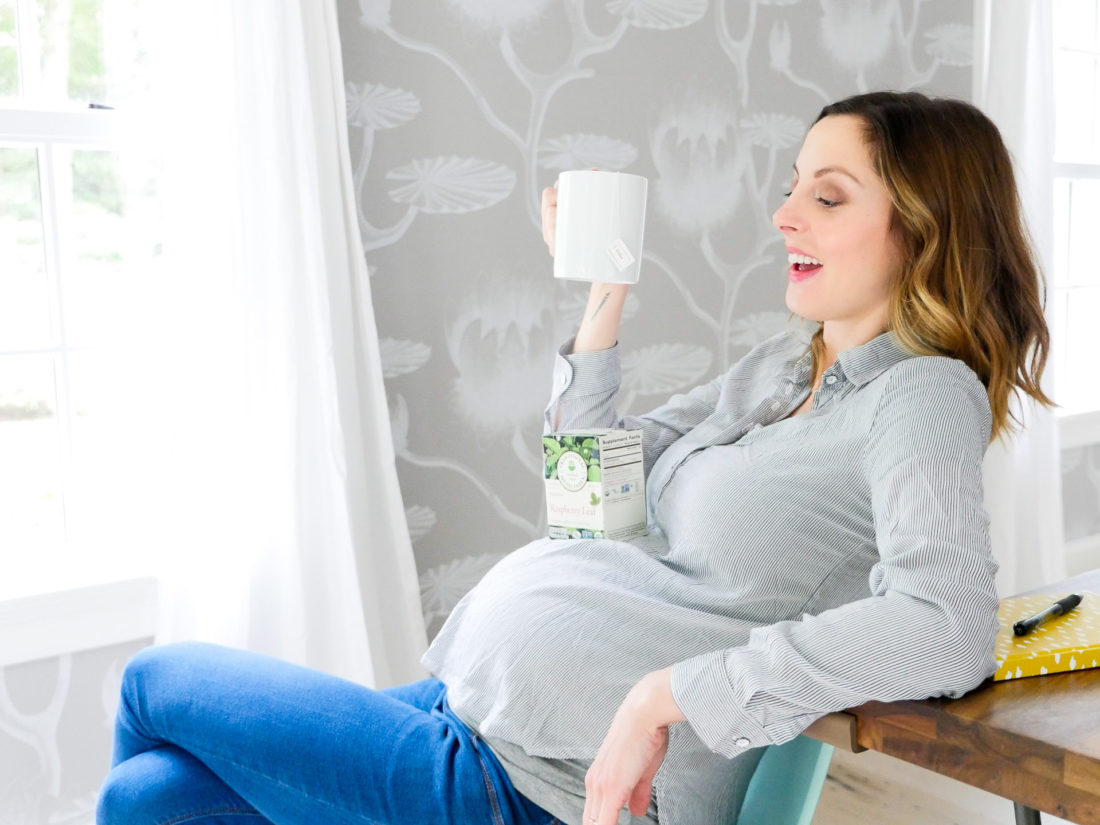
top-left (1051, 0), bottom-right (1100, 436)
top-left (0, 106), bottom-right (120, 556)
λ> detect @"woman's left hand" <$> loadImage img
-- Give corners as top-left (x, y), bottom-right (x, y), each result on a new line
top-left (583, 668), bottom-right (687, 825)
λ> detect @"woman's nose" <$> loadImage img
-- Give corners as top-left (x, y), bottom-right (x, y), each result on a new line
top-left (772, 196), bottom-right (799, 233)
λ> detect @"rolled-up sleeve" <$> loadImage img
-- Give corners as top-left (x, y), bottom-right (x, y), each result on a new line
top-left (544, 338), bottom-right (623, 434)
top-left (544, 338), bottom-right (727, 478)
top-left (670, 357), bottom-right (1000, 757)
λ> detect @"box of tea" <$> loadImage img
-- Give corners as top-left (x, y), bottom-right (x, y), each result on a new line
top-left (543, 429), bottom-right (647, 541)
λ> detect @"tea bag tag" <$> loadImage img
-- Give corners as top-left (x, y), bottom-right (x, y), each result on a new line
top-left (607, 239), bottom-right (635, 272)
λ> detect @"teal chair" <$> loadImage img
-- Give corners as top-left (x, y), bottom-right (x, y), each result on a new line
top-left (736, 736), bottom-right (834, 825)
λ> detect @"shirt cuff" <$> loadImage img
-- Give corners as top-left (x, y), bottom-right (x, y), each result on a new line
top-left (670, 651), bottom-right (771, 758)
top-left (555, 337), bottom-right (621, 397)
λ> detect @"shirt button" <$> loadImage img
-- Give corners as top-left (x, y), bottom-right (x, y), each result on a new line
top-left (769, 400), bottom-right (780, 411)
top-left (825, 375), bottom-right (838, 385)
top-left (735, 737), bottom-right (751, 748)
top-left (557, 373), bottom-right (568, 388)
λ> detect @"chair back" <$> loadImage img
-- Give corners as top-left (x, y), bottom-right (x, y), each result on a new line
top-left (735, 735), bottom-right (833, 825)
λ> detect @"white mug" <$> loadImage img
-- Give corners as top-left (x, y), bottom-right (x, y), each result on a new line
top-left (553, 170), bottom-right (648, 284)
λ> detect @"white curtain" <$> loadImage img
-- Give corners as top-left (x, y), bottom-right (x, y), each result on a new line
top-left (973, 0), bottom-right (1066, 595)
top-left (112, 0), bottom-right (427, 686)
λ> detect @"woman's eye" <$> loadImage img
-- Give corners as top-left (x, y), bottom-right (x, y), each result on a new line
top-left (781, 190), bottom-right (792, 198)
top-left (816, 196), bottom-right (839, 207)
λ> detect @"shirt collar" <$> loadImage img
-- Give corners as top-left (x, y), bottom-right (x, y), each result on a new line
top-left (835, 331), bottom-right (913, 387)
top-left (782, 330), bottom-right (913, 388)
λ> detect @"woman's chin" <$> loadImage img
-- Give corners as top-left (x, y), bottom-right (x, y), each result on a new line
top-left (784, 293), bottom-right (824, 323)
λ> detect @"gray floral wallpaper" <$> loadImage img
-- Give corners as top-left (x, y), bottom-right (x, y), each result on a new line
top-left (335, 0), bottom-right (1002, 638)
top-left (0, 639), bottom-right (148, 825)
top-left (1065, 445), bottom-right (1100, 542)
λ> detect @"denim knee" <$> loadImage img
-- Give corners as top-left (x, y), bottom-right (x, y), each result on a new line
top-left (96, 760), bottom-right (147, 825)
top-left (120, 641), bottom-right (218, 702)
top-left (113, 641), bottom-right (228, 755)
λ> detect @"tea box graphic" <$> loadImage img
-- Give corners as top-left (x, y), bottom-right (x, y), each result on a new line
top-left (543, 429), bottom-right (646, 541)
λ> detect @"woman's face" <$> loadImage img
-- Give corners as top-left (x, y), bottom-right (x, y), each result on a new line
top-left (773, 114), bottom-right (902, 347)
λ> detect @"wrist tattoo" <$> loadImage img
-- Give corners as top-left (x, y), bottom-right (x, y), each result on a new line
top-left (590, 292), bottom-right (610, 320)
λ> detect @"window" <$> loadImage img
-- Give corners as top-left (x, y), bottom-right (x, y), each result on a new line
top-left (1, 0), bottom-right (157, 570)
top-left (1052, 0), bottom-right (1100, 416)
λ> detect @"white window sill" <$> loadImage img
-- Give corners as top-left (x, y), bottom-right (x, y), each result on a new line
top-left (1058, 409), bottom-right (1100, 450)
top-left (1067, 534), bottom-right (1100, 577)
top-left (0, 574), bottom-right (157, 667)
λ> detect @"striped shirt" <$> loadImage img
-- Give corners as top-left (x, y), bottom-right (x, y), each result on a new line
top-left (422, 329), bottom-right (1000, 825)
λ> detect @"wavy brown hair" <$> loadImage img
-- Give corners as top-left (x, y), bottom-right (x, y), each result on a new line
top-left (807, 91), bottom-right (1052, 440)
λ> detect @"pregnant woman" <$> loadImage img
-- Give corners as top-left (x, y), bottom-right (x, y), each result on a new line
top-left (98, 90), bottom-right (1051, 825)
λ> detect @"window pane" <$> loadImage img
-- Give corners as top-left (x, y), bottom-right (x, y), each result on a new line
top-left (0, 146), bottom-right (53, 351)
top-left (1062, 287), bottom-right (1100, 412)
top-left (1053, 178), bottom-right (1071, 290)
top-left (63, 147), bottom-right (160, 348)
top-left (21, 0), bottom-right (149, 105)
top-left (65, 349), bottom-right (119, 543)
top-left (1067, 179), bottom-right (1100, 288)
top-left (1054, 0), bottom-right (1098, 53)
top-left (0, 355), bottom-right (64, 550)
top-left (1049, 287), bottom-right (1069, 405)
top-left (65, 0), bottom-right (106, 102)
top-left (1053, 50), bottom-right (1100, 163)
top-left (0, 0), bottom-right (17, 96)
top-left (67, 148), bottom-right (124, 347)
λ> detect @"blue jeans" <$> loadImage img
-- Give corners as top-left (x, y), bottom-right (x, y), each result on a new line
top-left (96, 641), bottom-right (563, 825)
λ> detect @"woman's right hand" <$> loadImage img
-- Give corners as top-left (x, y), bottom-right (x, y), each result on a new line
top-left (541, 181), bottom-right (558, 257)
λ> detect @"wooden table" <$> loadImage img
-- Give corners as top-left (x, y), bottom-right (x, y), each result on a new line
top-left (804, 569), bottom-right (1100, 824)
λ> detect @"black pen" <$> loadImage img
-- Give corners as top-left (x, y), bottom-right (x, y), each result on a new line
top-left (1013, 593), bottom-right (1083, 636)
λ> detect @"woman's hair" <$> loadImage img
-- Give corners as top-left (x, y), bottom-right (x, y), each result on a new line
top-left (808, 90), bottom-right (1052, 440)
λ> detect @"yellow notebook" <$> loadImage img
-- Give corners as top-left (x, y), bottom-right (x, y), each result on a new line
top-left (993, 592), bottom-right (1100, 681)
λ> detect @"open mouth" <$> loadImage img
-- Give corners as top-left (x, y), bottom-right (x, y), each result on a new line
top-left (788, 252), bottom-right (823, 281)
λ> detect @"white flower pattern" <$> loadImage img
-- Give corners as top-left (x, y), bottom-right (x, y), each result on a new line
top-left (740, 113), bottom-right (806, 150)
top-left (650, 95), bottom-right (748, 236)
top-left (388, 394), bottom-right (409, 454)
top-left (387, 157), bottom-right (517, 214)
top-left (605, 0), bottom-right (709, 30)
top-left (444, 0), bottom-right (554, 32)
top-left (621, 343), bottom-right (713, 396)
top-left (419, 553), bottom-right (507, 625)
top-left (358, 0), bottom-right (391, 31)
top-left (539, 134), bottom-right (639, 173)
top-left (346, 83), bottom-right (421, 131)
top-left (924, 23), bottom-right (973, 67)
top-left (379, 338), bottom-right (432, 378)
top-left (406, 505), bottom-right (438, 541)
top-left (728, 311), bottom-right (794, 348)
top-left (445, 274), bottom-right (560, 435)
top-left (0, 654), bottom-right (71, 797)
top-left (819, 0), bottom-right (897, 77)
